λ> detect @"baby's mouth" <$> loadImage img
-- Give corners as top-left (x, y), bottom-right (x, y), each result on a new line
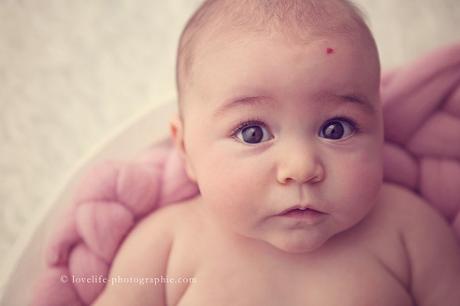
top-left (280, 207), bottom-right (323, 216)
top-left (278, 204), bottom-right (325, 216)
top-left (277, 205), bottom-right (327, 223)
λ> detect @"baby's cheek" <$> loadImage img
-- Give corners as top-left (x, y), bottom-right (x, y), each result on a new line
top-left (333, 151), bottom-right (383, 207)
top-left (348, 155), bottom-right (381, 184)
top-left (196, 157), bottom-right (259, 219)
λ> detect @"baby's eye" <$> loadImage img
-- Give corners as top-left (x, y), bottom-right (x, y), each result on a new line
top-left (319, 118), bottom-right (357, 140)
top-left (232, 121), bottom-right (273, 144)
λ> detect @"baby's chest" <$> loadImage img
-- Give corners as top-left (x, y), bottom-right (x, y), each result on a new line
top-left (173, 254), bottom-right (413, 306)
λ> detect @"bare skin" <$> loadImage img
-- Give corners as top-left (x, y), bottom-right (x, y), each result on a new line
top-left (92, 183), bottom-right (460, 306)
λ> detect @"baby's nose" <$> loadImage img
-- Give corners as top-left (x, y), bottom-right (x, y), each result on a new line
top-left (276, 140), bottom-right (324, 185)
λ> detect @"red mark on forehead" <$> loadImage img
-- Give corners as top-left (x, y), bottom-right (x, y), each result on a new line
top-left (326, 48), bottom-right (334, 55)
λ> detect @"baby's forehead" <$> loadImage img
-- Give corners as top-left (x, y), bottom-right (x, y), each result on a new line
top-left (177, 0), bottom-right (377, 115)
top-left (190, 20), bottom-right (370, 83)
top-left (184, 46), bottom-right (379, 121)
top-left (190, 31), bottom-right (361, 92)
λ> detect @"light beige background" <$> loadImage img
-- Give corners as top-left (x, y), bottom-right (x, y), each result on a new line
top-left (0, 0), bottom-right (459, 283)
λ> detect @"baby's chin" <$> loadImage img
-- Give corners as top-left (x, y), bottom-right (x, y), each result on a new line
top-left (264, 229), bottom-right (335, 254)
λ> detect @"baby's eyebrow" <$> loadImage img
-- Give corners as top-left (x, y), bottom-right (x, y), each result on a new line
top-left (213, 94), bottom-right (375, 118)
top-left (338, 94), bottom-right (375, 113)
top-left (213, 96), bottom-right (273, 118)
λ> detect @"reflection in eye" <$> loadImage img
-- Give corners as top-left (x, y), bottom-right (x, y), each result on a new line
top-left (232, 120), bottom-right (273, 144)
top-left (319, 118), bottom-right (357, 140)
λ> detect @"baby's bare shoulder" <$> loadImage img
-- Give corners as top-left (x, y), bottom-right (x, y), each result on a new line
top-left (374, 182), bottom-right (443, 227)
top-left (374, 182), bottom-right (457, 241)
top-left (92, 199), bottom-right (199, 306)
top-left (136, 198), bottom-right (198, 234)
top-left (378, 183), bottom-right (460, 305)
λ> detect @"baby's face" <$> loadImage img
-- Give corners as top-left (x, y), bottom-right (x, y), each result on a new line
top-left (176, 31), bottom-right (383, 253)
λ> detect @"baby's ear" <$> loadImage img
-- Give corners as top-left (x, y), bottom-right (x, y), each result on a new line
top-left (169, 115), bottom-right (197, 182)
top-left (170, 115), bottom-right (186, 154)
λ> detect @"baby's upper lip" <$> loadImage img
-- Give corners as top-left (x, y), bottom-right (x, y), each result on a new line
top-left (278, 204), bottom-right (326, 216)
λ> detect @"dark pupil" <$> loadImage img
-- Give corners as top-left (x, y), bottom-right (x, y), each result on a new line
top-left (323, 121), bottom-right (344, 139)
top-left (242, 126), bottom-right (263, 143)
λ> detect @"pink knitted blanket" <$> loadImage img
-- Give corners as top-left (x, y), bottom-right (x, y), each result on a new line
top-left (31, 42), bottom-right (460, 306)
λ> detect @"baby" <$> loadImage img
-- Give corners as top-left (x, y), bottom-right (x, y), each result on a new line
top-left (94, 0), bottom-right (460, 305)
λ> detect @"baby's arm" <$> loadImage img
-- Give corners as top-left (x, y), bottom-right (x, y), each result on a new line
top-left (91, 207), bottom-right (175, 306)
top-left (395, 186), bottom-right (460, 306)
